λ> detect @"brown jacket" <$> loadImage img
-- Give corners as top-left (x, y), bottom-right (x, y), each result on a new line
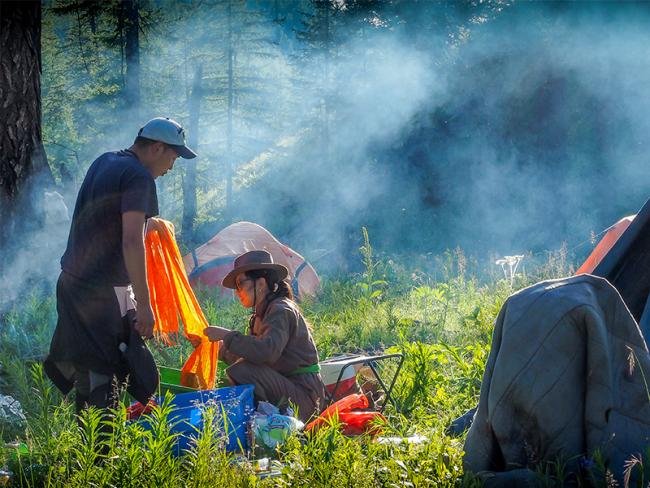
top-left (223, 297), bottom-right (320, 373)
top-left (222, 297), bottom-right (326, 418)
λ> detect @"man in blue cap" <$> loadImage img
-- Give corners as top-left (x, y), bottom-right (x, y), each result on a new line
top-left (45, 117), bottom-right (197, 414)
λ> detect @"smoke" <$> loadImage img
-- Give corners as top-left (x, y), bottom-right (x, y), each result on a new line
top-left (230, 12), bottom-right (442, 267)
top-left (0, 185), bottom-right (70, 313)
top-left (12, 0), bottom-right (650, 301)
top-left (424, 1), bottom-right (650, 258)
top-left (232, 1), bottom-right (650, 268)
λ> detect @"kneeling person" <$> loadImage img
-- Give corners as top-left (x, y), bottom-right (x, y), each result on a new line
top-left (204, 250), bottom-right (326, 422)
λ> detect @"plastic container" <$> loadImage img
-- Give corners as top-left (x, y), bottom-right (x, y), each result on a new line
top-left (320, 361), bottom-right (360, 400)
top-left (159, 363), bottom-right (229, 395)
top-left (158, 366), bottom-right (198, 395)
top-left (149, 384), bottom-right (255, 455)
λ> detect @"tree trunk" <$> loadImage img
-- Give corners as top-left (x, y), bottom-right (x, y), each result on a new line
top-left (182, 64), bottom-right (202, 246)
top-left (0, 1), bottom-right (52, 252)
top-left (123, 0), bottom-right (140, 117)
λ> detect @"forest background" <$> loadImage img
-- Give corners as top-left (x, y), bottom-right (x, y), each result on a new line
top-left (5, 0), bottom-right (650, 304)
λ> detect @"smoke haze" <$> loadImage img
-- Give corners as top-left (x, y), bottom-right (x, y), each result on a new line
top-left (5, 0), bottom-right (650, 310)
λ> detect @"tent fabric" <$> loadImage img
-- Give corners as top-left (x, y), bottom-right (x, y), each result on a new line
top-left (463, 274), bottom-right (650, 483)
top-left (576, 215), bottom-right (635, 275)
top-left (183, 221), bottom-right (320, 299)
top-left (593, 198), bottom-right (650, 324)
top-left (145, 218), bottom-right (219, 390)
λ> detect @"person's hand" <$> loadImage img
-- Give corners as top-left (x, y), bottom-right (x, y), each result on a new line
top-left (135, 303), bottom-right (155, 339)
top-left (187, 334), bottom-right (202, 348)
top-left (204, 326), bottom-right (231, 342)
top-left (145, 217), bottom-right (166, 235)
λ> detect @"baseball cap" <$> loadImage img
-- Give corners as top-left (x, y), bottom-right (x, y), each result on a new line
top-left (138, 117), bottom-right (197, 159)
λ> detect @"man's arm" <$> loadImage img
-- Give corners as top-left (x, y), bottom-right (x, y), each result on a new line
top-left (122, 210), bottom-right (155, 338)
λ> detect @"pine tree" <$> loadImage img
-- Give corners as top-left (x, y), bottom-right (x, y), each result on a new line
top-left (0, 1), bottom-right (54, 253)
top-left (151, 0), bottom-right (295, 240)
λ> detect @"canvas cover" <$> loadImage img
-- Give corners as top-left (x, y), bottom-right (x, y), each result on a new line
top-left (183, 221), bottom-right (320, 299)
top-left (464, 274), bottom-right (650, 483)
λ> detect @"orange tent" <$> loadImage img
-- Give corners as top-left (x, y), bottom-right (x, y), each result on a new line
top-left (577, 215), bottom-right (636, 275)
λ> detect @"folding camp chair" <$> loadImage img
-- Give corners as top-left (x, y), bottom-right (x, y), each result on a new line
top-left (319, 353), bottom-right (404, 412)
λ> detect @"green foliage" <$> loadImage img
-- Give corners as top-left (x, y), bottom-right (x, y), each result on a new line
top-left (0, 292), bottom-right (56, 360)
top-left (0, 247), bottom-right (622, 486)
top-left (357, 226), bottom-right (387, 302)
top-left (275, 422), bottom-right (464, 487)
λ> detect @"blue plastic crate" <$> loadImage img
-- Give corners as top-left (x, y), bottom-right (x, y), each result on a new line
top-left (144, 384), bottom-right (255, 455)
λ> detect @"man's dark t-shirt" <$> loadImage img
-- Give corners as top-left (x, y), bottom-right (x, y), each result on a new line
top-left (61, 150), bottom-right (158, 286)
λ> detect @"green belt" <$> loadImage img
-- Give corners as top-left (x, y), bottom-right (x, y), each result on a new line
top-left (287, 364), bottom-right (321, 376)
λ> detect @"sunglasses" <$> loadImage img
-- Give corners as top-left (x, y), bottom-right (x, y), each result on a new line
top-left (235, 277), bottom-right (253, 290)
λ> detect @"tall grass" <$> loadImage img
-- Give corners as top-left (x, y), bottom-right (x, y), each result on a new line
top-left (0, 241), bottom-right (581, 486)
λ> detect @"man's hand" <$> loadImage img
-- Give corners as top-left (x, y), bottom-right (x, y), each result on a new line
top-left (135, 303), bottom-right (155, 339)
top-left (204, 326), bottom-right (231, 342)
top-left (145, 217), bottom-right (167, 235)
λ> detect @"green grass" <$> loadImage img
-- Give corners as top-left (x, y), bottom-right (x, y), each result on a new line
top-left (0, 244), bottom-right (581, 487)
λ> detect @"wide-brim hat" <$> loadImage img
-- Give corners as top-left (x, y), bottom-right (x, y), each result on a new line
top-left (222, 250), bottom-right (289, 289)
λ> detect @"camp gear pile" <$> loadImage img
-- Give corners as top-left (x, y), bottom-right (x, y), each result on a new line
top-left (306, 393), bottom-right (386, 435)
top-left (252, 401), bottom-right (304, 451)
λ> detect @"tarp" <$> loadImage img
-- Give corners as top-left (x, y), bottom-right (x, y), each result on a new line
top-left (183, 221), bottom-right (320, 300)
top-left (463, 274), bottom-right (650, 483)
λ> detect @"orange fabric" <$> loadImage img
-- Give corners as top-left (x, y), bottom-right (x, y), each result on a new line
top-left (305, 393), bottom-right (369, 431)
top-left (577, 216), bottom-right (635, 275)
top-left (337, 411), bottom-right (386, 436)
top-left (145, 218), bottom-right (219, 390)
top-left (305, 393), bottom-right (385, 435)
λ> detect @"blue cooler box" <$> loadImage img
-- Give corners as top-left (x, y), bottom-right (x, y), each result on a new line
top-left (148, 384), bottom-right (255, 455)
